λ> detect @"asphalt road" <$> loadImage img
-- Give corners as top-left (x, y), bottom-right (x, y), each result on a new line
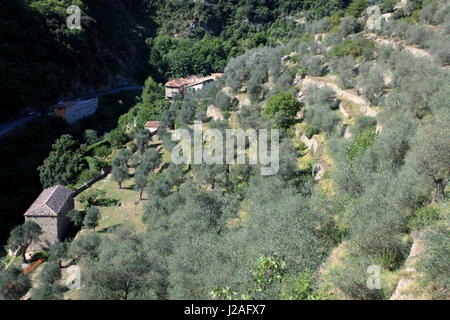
top-left (0, 85), bottom-right (143, 139)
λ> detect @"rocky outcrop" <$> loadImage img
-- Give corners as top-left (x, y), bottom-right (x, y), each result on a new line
top-left (344, 126), bottom-right (352, 139)
top-left (313, 160), bottom-right (327, 181)
top-left (300, 134), bottom-right (319, 154)
top-left (390, 235), bottom-right (425, 300)
top-left (206, 105), bottom-right (224, 121)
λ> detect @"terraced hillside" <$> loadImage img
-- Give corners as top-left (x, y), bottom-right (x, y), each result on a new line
top-left (1, 0), bottom-right (449, 301)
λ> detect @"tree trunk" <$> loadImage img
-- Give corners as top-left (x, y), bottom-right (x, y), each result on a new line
top-left (435, 178), bottom-right (445, 202)
top-left (22, 249), bottom-right (27, 264)
top-left (22, 242), bottom-right (31, 263)
top-left (139, 189), bottom-right (143, 200)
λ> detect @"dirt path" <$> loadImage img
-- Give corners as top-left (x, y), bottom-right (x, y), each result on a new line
top-left (301, 76), bottom-right (379, 118)
top-left (366, 33), bottom-right (434, 60)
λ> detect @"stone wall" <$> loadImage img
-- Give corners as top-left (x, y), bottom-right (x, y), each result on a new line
top-left (26, 216), bottom-right (58, 251)
top-left (57, 198), bottom-right (73, 240)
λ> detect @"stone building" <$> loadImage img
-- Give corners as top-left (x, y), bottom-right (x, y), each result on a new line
top-left (164, 73), bottom-right (224, 99)
top-left (24, 185), bottom-right (74, 251)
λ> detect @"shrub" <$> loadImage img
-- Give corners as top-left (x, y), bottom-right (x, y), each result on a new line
top-left (430, 38), bottom-right (450, 65)
top-left (351, 116), bottom-right (377, 136)
top-left (405, 25), bottom-right (433, 48)
top-left (339, 16), bottom-right (360, 36)
top-left (215, 91), bottom-right (231, 111)
top-left (420, 2), bottom-right (437, 24)
top-left (408, 205), bottom-right (441, 231)
top-left (346, 0), bottom-right (369, 18)
top-left (328, 38), bottom-right (375, 59)
top-left (359, 66), bottom-right (385, 105)
top-left (325, 250), bottom-right (386, 300)
top-left (334, 56), bottom-right (357, 89)
top-left (302, 55), bottom-right (326, 76)
top-left (308, 17), bottom-right (332, 34)
top-left (346, 126), bottom-right (377, 160)
top-left (303, 126), bottom-right (318, 140)
top-left (417, 221), bottom-right (450, 298)
top-left (305, 86), bottom-right (340, 110)
top-left (77, 169), bottom-right (99, 186)
top-left (68, 210), bottom-right (86, 227)
top-left (304, 105), bottom-right (341, 136)
top-left (78, 189), bottom-right (106, 209)
top-left (93, 145), bottom-right (111, 159)
top-left (264, 92), bottom-right (301, 129)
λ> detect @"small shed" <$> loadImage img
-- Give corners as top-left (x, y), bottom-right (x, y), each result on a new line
top-left (145, 121), bottom-right (160, 135)
top-left (24, 185), bottom-right (74, 251)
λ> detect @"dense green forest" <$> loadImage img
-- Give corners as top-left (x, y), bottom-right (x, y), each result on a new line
top-left (1, 0), bottom-right (449, 301)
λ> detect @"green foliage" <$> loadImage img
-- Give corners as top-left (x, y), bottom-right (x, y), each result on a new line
top-left (305, 124), bottom-right (321, 139)
top-left (264, 92), bottom-right (301, 128)
top-left (31, 282), bottom-right (64, 300)
top-left (417, 220), bottom-right (450, 298)
top-left (111, 150), bottom-right (132, 188)
top-left (134, 166), bottom-right (148, 200)
top-left (0, 0), bottom-right (153, 121)
top-left (339, 15), bottom-right (361, 36)
top-left (325, 250), bottom-right (387, 300)
top-left (304, 105), bottom-right (341, 136)
top-left (38, 134), bottom-right (86, 188)
top-left (141, 148), bottom-right (162, 174)
top-left (83, 129), bottom-right (99, 146)
top-left (252, 255), bottom-right (286, 295)
top-left (76, 169), bottom-right (99, 186)
top-left (346, 0), bottom-right (369, 17)
top-left (408, 205), bottom-right (441, 231)
top-left (148, 35), bottom-right (229, 80)
top-left (0, 266), bottom-right (31, 300)
top-left (38, 261), bottom-right (61, 284)
top-left (108, 129), bottom-right (129, 150)
top-left (328, 38), bottom-right (375, 59)
top-left (93, 145), bottom-right (111, 160)
top-left (81, 228), bottom-right (160, 300)
top-left (78, 189), bottom-right (106, 210)
top-left (83, 206), bottom-right (100, 230)
top-left (69, 232), bottom-right (101, 264)
top-left (301, 55), bottom-right (326, 76)
top-left (67, 209), bottom-right (86, 227)
top-left (7, 221), bottom-right (42, 263)
top-left (346, 126), bottom-right (377, 160)
top-left (135, 130), bottom-right (151, 155)
top-left (281, 271), bottom-right (329, 300)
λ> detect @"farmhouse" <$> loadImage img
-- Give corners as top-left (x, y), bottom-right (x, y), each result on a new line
top-left (24, 185), bottom-right (74, 251)
top-left (165, 73), bottom-right (224, 99)
top-left (52, 97), bottom-right (98, 124)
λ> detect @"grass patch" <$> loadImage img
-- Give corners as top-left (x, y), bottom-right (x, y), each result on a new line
top-left (75, 172), bottom-right (146, 233)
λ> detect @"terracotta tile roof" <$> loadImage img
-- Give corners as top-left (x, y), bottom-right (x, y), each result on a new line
top-left (165, 78), bottom-right (191, 88)
top-left (145, 121), bottom-right (160, 129)
top-left (165, 74), bottom-right (221, 88)
top-left (24, 185), bottom-right (74, 217)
